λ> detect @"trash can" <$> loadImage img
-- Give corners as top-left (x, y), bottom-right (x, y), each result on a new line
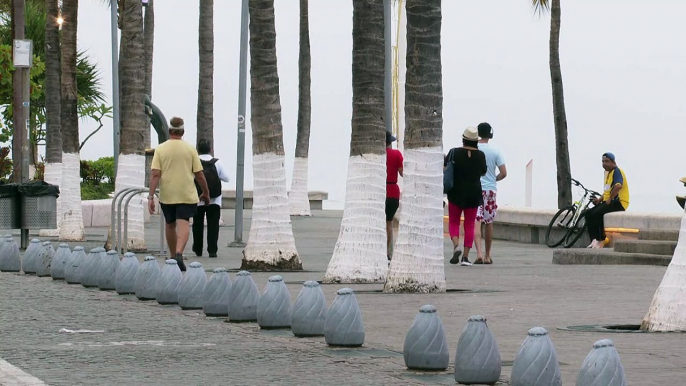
top-left (18, 181), bottom-right (60, 229)
top-left (0, 183), bottom-right (19, 229)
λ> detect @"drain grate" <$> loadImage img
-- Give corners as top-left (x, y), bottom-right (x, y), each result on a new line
top-left (556, 324), bottom-right (676, 333)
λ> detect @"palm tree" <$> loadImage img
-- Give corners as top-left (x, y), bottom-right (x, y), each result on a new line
top-left (288, 0), bottom-right (312, 217)
top-left (323, 0), bottom-right (387, 284)
top-left (143, 0), bottom-right (154, 146)
top-left (114, 0), bottom-right (147, 250)
top-left (40, 0), bottom-right (63, 238)
top-left (532, 0), bottom-right (571, 208)
top-left (58, 0), bottom-right (85, 241)
top-left (242, 0), bottom-right (301, 271)
top-left (196, 0), bottom-right (213, 150)
top-left (384, 0), bottom-right (445, 293)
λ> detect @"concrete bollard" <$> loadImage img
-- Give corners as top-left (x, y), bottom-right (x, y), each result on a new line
top-left (21, 239), bottom-right (41, 274)
top-left (403, 305), bottom-right (450, 371)
top-left (324, 288), bottom-right (365, 347)
top-left (50, 244), bottom-right (72, 280)
top-left (156, 259), bottom-right (183, 305)
top-left (257, 275), bottom-right (292, 329)
top-left (291, 281), bottom-right (327, 337)
top-left (135, 256), bottom-right (161, 300)
top-left (35, 241), bottom-right (55, 277)
top-left (115, 252), bottom-right (140, 295)
top-left (576, 339), bottom-right (627, 386)
top-left (228, 270), bottom-right (260, 322)
top-left (454, 315), bottom-right (502, 385)
top-left (80, 248), bottom-right (106, 288)
top-left (98, 250), bottom-right (120, 291)
top-left (203, 267), bottom-right (232, 317)
top-left (178, 262), bottom-right (207, 310)
top-left (64, 247), bottom-right (86, 284)
top-left (511, 327), bottom-right (562, 386)
top-left (0, 236), bottom-right (21, 272)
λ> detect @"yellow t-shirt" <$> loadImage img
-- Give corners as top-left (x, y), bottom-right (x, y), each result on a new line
top-left (602, 167), bottom-right (630, 210)
top-left (151, 140), bottom-right (203, 204)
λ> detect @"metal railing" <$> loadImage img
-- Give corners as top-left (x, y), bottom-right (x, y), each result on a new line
top-left (110, 187), bottom-right (165, 256)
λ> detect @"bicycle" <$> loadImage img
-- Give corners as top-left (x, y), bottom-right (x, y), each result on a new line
top-left (545, 178), bottom-right (601, 248)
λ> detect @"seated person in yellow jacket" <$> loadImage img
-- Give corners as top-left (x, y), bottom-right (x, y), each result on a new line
top-left (586, 152), bottom-right (629, 249)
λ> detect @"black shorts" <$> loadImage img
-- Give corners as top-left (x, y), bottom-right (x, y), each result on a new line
top-left (385, 197), bottom-right (399, 222)
top-left (160, 203), bottom-right (197, 224)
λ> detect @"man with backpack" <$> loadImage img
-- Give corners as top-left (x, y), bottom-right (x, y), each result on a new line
top-left (192, 139), bottom-right (230, 258)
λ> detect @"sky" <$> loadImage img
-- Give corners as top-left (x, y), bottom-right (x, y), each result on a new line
top-left (69, 0), bottom-right (685, 213)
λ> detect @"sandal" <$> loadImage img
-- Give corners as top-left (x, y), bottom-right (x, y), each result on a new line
top-left (474, 258), bottom-right (485, 265)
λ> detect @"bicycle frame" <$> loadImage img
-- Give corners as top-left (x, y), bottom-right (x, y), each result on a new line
top-left (569, 179), bottom-right (601, 228)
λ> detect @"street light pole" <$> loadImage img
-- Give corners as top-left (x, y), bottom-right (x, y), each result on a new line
top-left (230, 0), bottom-right (249, 247)
top-left (384, 0), bottom-right (393, 134)
top-left (110, 0), bottom-right (120, 177)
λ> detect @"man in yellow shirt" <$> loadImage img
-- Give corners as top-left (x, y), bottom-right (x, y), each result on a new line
top-left (585, 152), bottom-right (630, 249)
top-left (148, 117), bottom-right (210, 270)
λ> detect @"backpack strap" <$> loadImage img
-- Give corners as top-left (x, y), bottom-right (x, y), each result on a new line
top-left (209, 158), bottom-right (218, 165)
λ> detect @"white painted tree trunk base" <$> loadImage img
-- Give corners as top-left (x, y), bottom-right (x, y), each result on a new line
top-left (112, 154), bottom-right (147, 251)
top-left (384, 147), bottom-right (446, 293)
top-left (289, 157), bottom-right (311, 216)
top-left (59, 153), bottom-right (85, 241)
top-left (242, 153), bottom-right (301, 270)
top-left (39, 161), bottom-right (63, 237)
top-left (324, 154), bottom-right (388, 284)
top-left (642, 209), bottom-right (686, 331)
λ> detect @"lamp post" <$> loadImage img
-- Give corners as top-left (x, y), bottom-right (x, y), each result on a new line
top-left (230, 0), bottom-right (249, 247)
top-left (110, 0), bottom-right (120, 177)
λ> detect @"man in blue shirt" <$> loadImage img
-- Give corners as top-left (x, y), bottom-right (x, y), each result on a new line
top-left (474, 123), bottom-right (507, 264)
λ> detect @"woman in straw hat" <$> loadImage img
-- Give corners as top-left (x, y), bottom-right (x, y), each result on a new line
top-left (444, 127), bottom-right (487, 266)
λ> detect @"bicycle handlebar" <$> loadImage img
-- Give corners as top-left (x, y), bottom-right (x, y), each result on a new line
top-left (571, 178), bottom-right (601, 197)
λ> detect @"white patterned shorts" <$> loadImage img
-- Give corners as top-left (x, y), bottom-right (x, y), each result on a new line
top-left (476, 190), bottom-right (498, 224)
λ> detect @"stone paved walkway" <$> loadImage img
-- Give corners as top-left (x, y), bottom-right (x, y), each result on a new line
top-left (0, 210), bottom-right (683, 385)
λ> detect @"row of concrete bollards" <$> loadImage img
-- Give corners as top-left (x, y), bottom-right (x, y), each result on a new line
top-left (0, 237), bottom-right (626, 384)
top-left (404, 306), bottom-right (626, 385)
top-left (0, 238), bottom-right (365, 347)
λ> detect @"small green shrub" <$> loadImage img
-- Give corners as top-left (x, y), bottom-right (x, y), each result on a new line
top-left (81, 182), bottom-right (114, 201)
top-left (81, 156), bottom-right (115, 185)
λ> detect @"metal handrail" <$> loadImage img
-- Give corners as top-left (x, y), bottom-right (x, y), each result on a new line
top-left (117, 189), bottom-right (144, 253)
top-left (122, 188), bottom-right (152, 254)
top-left (110, 187), bottom-right (141, 251)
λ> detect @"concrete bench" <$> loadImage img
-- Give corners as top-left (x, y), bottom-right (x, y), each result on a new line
top-left (221, 190), bottom-right (328, 210)
top-left (81, 198), bottom-right (154, 228)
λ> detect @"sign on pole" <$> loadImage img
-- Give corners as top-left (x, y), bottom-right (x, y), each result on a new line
top-left (13, 40), bottom-right (33, 68)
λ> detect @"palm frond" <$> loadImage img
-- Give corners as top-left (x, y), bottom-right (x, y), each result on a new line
top-left (531, 0), bottom-right (550, 14)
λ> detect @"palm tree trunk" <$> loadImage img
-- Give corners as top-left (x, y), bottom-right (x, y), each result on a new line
top-left (114, 0), bottom-right (147, 251)
top-left (288, 0), bottom-right (311, 217)
top-left (242, 0), bottom-right (301, 271)
top-left (59, 0), bottom-right (85, 241)
top-left (323, 0), bottom-right (387, 284)
top-left (550, 0), bottom-right (572, 209)
top-left (41, 0), bottom-right (63, 237)
top-left (196, 0), bottom-right (214, 150)
top-left (384, 0), bottom-right (445, 293)
top-left (641, 215), bottom-right (686, 331)
top-left (143, 0), bottom-right (154, 147)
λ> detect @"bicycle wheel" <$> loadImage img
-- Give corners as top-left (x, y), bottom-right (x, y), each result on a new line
top-left (545, 206), bottom-right (575, 248)
top-left (564, 214), bottom-right (587, 248)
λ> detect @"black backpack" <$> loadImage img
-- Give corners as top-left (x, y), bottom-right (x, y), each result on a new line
top-left (196, 158), bottom-right (222, 198)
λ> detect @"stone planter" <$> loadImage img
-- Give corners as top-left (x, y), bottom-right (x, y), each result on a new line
top-left (135, 256), bottom-right (161, 300)
top-left (156, 259), bottom-right (182, 305)
top-left (21, 239), bottom-right (41, 274)
top-left (511, 327), bottom-right (561, 386)
top-left (291, 281), bottom-right (327, 337)
top-left (80, 248), bottom-right (106, 288)
top-left (203, 267), bottom-right (232, 317)
top-left (98, 250), bottom-right (120, 291)
top-left (403, 305), bottom-right (450, 371)
top-left (0, 235), bottom-right (20, 272)
top-left (49, 244), bottom-right (71, 280)
top-left (324, 288), bottom-right (365, 347)
top-left (228, 270), bottom-right (260, 322)
top-left (257, 275), bottom-right (292, 329)
top-left (576, 339), bottom-right (626, 386)
top-left (454, 315), bottom-right (502, 385)
top-left (115, 252), bottom-right (140, 295)
top-left (178, 262), bottom-right (207, 310)
top-left (64, 247), bottom-right (86, 284)
top-left (35, 241), bottom-right (55, 277)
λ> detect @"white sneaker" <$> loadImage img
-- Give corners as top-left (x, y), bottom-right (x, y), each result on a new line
top-left (593, 239), bottom-right (607, 249)
top-left (587, 240), bottom-right (598, 248)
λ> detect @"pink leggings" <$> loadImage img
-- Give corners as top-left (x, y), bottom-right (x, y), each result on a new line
top-left (448, 202), bottom-right (478, 248)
